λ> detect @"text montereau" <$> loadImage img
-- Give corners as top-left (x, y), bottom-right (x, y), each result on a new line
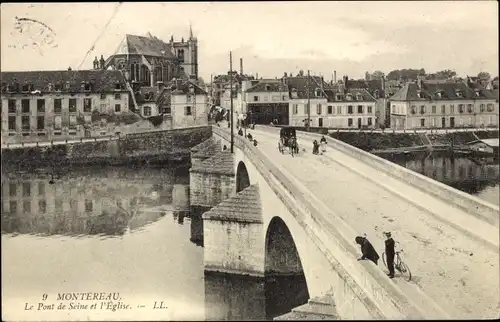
top-left (57, 293), bottom-right (121, 301)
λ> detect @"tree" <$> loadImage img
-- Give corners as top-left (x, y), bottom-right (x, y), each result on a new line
top-left (197, 77), bottom-right (206, 86)
top-left (371, 70), bottom-right (385, 80)
top-left (386, 69), bottom-right (425, 81)
top-left (478, 72), bottom-right (491, 80)
top-left (434, 69), bottom-right (456, 80)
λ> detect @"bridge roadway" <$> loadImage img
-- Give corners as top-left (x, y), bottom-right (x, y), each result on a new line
top-left (241, 126), bottom-right (499, 319)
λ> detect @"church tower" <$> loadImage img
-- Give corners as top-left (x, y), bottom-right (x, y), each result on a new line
top-left (171, 24), bottom-right (198, 80)
top-left (187, 23), bottom-right (199, 80)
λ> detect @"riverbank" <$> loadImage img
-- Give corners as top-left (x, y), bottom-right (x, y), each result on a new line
top-left (1, 126), bottom-right (212, 169)
top-left (327, 129), bottom-right (499, 153)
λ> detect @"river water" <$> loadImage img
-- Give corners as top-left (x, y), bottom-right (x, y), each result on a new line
top-left (2, 154), bottom-right (497, 321)
top-left (1, 165), bottom-right (301, 321)
top-left (378, 152), bottom-right (500, 206)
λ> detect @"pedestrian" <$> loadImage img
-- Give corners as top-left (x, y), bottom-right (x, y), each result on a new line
top-left (383, 232), bottom-right (395, 278)
top-left (238, 128), bottom-right (243, 136)
top-left (355, 236), bottom-right (380, 265)
top-left (312, 140), bottom-right (319, 155)
top-left (320, 135), bottom-right (327, 153)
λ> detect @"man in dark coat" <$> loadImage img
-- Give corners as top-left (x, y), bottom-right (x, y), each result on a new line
top-left (384, 232), bottom-right (395, 278)
top-left (355, 236), bottom-right (380, 265)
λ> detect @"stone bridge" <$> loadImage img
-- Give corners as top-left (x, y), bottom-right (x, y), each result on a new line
top-left (189, 124), bottom-right (499, 320)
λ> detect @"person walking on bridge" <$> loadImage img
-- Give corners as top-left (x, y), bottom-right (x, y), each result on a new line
top-left (355, 236), bottom-right (380, 265)
top-left (320, 135), bottom-right (327, 154)
top-left (383, 232), bottom-right (395, 278)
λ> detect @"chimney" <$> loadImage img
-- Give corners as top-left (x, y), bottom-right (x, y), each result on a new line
top-left (256, 73), bottom-right (259, 80)
top-left (381, 75), bottom-right (386, 91)
top-left (240, 58), bottom-right (243, 75)
top-left (334, 70), bottom-right (337, 83)
top-left (99, 55), bottom-right (105, 69)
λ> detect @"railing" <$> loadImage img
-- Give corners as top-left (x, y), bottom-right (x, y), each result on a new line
top-left (1, 135), bottom-right (118, 150)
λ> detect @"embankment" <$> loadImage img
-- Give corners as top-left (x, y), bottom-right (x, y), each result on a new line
top-left (328, 129), bottom-right (499, 152)
top-left (1, 126), bottom-right (212, 168)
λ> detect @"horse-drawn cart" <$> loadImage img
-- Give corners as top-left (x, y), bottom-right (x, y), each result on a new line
top-left (278, 127), bottom-right (299, 156)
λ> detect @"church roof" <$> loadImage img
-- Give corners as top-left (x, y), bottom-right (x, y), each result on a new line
top-left (112, 34), bottom-right (177, 60)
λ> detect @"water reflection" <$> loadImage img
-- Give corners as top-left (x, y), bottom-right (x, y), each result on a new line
top-left (2, 164), bottom-right (308, 321)
top-left (379, 152), bottom-right (499, 205)
top-left (204, 272), bottom-right (309, 321)
top-left (1, 166), bottom-right (191, 237)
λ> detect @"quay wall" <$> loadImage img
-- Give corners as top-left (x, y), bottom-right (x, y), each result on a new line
top-left (1, 126), bottom-right (212, 168)
top-left (271, 125), bottom-right (498, 152)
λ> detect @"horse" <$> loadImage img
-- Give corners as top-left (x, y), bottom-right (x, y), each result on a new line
top-left (288, 137), bottom-right (299, 156)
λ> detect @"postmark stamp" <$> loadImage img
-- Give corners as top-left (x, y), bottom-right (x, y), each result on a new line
top-left (8, 16), bottom-right (58, 55)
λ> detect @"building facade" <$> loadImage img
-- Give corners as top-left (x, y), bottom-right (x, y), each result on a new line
top-left (287, 74), bottom-right (377, 128)
top-left (1, 70), bottom-right (130, 144)
top-left (239, 79), bottom-right (290, 125)
top-left (155, 79), bottom-right (209, 129)
top-left (389, 80), bottom-right (499, 130)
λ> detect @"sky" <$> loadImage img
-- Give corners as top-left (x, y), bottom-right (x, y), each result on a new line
top-left (1, 1), bottom-right (498, 81)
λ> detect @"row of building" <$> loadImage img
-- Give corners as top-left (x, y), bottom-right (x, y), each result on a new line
top-left (212, 65), bottom-right (498, 130)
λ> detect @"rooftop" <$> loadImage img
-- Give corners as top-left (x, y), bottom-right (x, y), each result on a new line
top-left (390, 81), bottom-right (499, 101)
top-left (246, 80), bottom-right (289, 93)
top-left (111, 34), bottom-right (177, 60)
top-left (1, 70), bottom-right (128, 93)
top-left (284, 75), bottom-right (330, 99)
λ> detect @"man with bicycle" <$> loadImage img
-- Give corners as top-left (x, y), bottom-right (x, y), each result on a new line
top-left (384, 232), bottom-right (395, 279)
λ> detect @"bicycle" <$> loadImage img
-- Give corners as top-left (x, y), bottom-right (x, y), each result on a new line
top-left (382, 242), bottom-right (412, 281)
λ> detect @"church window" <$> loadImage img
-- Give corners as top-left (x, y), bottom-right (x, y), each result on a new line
top-left (178, 49), bottom-right (185, 63)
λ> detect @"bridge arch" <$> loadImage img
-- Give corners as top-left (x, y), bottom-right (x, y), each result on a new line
top-left (264, 216), bottom-right (310, 318)
top-left (236, 161), bottom-right (250, 193)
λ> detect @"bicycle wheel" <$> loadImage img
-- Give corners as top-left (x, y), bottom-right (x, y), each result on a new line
top-left (397, 259), bottom-right (412, 282)
top-left (382, 252), bottom-right (387, 269)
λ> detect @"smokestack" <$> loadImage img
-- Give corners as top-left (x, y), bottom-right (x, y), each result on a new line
top-left (240, 58), bottom-right (243, 75)
top-left (334, 70), bottom-right (337, 83)
top-left (256, 73), bottom-right (259, 80)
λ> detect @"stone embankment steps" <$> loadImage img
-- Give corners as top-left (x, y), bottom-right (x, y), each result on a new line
top-left (275, 296), bottom-right (339, 320)
top-left (417, 132), bottom-right (433, 147)
top-left (248, 127), bottom-right (499, 319)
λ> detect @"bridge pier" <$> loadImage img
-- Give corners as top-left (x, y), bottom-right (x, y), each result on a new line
top-left (189, 145), bottom-right (235, 246)
top-left (202, 185), bottom-right (265, 276)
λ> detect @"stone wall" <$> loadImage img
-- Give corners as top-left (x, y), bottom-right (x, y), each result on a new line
top-left (203, 219), bottom-right (265, 276)
top-left (1, 126), bottom-right (212, 168)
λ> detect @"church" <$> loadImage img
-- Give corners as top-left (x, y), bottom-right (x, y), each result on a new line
top-left (93, 26), bottom-right (198, 86)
